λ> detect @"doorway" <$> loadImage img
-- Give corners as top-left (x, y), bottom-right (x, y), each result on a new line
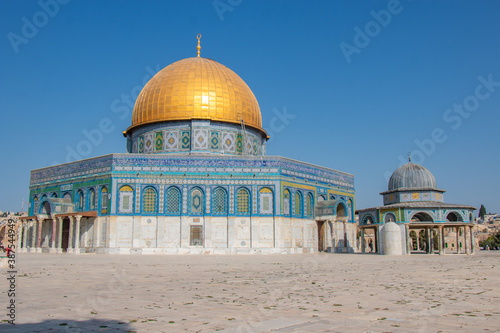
top-left (316, 221), bottom-right (325, 252)
top-left (62, 218), bottom-right (70, 252)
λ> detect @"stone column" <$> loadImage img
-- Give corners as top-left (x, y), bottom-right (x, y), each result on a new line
top-left (361, 228), bottom-right (365, 253)
top-left (22, 222), bottom-right (29, 253)
top-left (405, 225), bottom-right (411, 255)
top-left (57, 217), bottom-right (63, 254)
top-left (428, 227), bottom-right (433, 254)
top-left (416, 230), bottom-right (420, 252)
top-left (16, 221), bottom-right (23, 251)
top-left (464, 225), bottom-right (470, 255)
top-left (455, 226), bottom-right (460, 254)
top-left (36, 217), bottom-right (43, 253)
top-left (74, 215), bottom-right (81, 254)
top-left (67, 217), bottom-right (74, 254)
top-left (50, 217), bottom-right (57, 253)
top-left (438, 226), bottom-right (444, 255)
top-left (30, 220), bottom-right (37, 252)
top-left (470, 226), bottom-right (475, 254)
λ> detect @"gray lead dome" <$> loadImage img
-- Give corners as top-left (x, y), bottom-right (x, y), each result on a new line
top-left (388, 162), bottom-right (437, 191)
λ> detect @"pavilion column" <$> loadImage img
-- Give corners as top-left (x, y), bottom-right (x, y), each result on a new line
top-left (405, 225), bottom-right (411, 255)
top-left (360, 228), bottom-right (365, 253)
top-left (416, 230), bottom-right (420, 252)
top-left (455, 226), bottom-right (460, 254)
top-left (74, 215), bottom-right (82, 254)
top-left (470, 226), bottom-right (475, 254)
top-left (30, 220), bottom-right (37, 252)
top-left (464, 226), bottom-right (470, 255)
top-left (16, 221), bottom-right (23, 251)
top-left (36, 217), bottom-right (43, 253)
top-left (50, 216), bottom-right (57, 253)
top-left (22, 222), bottom-right (29, 253)
top-left (67, 217), bottom-right (74, 254)
top-left (427, 227), bottom-right (433, 254)
top-left (57, 217), bottom-right (63, 253)
top-left (438, 226), bottom-right (444, 255)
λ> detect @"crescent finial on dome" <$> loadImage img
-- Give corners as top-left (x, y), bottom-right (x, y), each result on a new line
top-left (197, 34), bottom-right (202, 57)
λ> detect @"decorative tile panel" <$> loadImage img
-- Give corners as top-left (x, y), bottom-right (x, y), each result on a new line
top-left (210, 131), bottom-right (220, 150)
top-left (222, 132), bottom-right (235, 153)
top-left (144, 133), bottom-right (154, 153)
top-left (135, 185), bottom-right (141, 213)
top-left (138, 136), bottom-right (144, 153)
top-left (193, 129), bottom-right (209, 150)
top-left (181, 131), bottom-right (190, 149)
top-left (236, 134), bottom-right (243, 154)
top-left (165, 130), bottom-right (179, 151)
top-left (229, 186), bottom-right (234, 214)
top-left (155, 132), bottom-right (163, 151)
top-left (182, 185), bottom-right (188, 214)
top-left (159, 185), bottom-right (164, 213)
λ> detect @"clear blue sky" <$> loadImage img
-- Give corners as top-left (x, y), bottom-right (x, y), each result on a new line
top-left (1, 0), bottom-right (499, 214)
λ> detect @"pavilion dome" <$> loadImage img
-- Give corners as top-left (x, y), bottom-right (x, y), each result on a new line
top-left (388, 162), bottom-right (437, 191)
top-left (126, 56), bottom-right (266, 137)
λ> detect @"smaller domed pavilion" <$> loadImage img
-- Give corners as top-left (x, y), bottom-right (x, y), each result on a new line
top-left (357, 157), bottom-right (476, 255)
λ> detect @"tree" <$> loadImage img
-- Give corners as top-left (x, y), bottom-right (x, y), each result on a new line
top-left (479, 204), bottom-right (487, 220)
top-left (479, 231), bottom-right (500, 249)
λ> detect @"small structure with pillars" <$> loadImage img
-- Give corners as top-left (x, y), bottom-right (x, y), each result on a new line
top-left (357, 158), bottom-right (476, 255)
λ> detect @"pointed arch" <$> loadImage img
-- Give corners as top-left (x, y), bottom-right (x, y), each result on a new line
top-left (166, 186), bottom-right (181, 214)
top-left (118, 185), bottom-right (134, 213)
top-left (213, 187), bottom-right (228, 215)
top-left (294, 191), bottom-right (303, 217)
top-left (142, 187), bottom-right (157, 214)
top-left (259, 187), bottom-right (274, 215)
top-left (190, 187), bottom-right (204, 214)
top-left (283, 188), bottom-right (291, 216)
top-left (236, 187), bottom-right (250, 214)
top-left (100, 186), bottom-right (108, 214)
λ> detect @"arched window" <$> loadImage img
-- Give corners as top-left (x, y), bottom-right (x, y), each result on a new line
top-left (33, 196), bottom-right (38, 212)
top-left (317, 195), bottom-right (325, 202)
top-left (446, 212), bottom-right (463, 222)
top-left (63, 192), bottom-right (72, 201)
top-left (337, 203), bottom-right (347, 218)
top-left (305, 193), bottom-right (314, 217)
top-left (294, 191), bottom-right (302, 217)
top-left (101, 187), bottom-right (108, 214)
top-left (259, 188), bottom-right (273, 215)
top-left (89, 188), bottom-right (96, 210)
top-left (384, 213), bottom-right (396, 223)
top-left (51, 192), bottom-right (58, 198)
top-left (119, 185), bottom-right (134, 213)
top-left (237, 188), bottom-right (250, 214)
top-left (363, 215), bottom-right (374, 225)
top-left (41, 201), bottom-right (51, 214)
top-left (143, 187), bottom-right (157, 213)
top-left (191, 188), bottom-right (204, 214)
top-left (283, 189), bottom-right (291, 216)
top-left (213, 188), bottom-right (227, 215)
top-left (76, 190), bottom-right (84, 211)
top-left (166, 187), bottom-right (181, 214)
top-left (411, 212), bottom-right (433, 222)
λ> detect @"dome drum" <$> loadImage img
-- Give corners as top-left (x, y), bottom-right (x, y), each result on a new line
top-left (126, 119), bottom-right (266, 156)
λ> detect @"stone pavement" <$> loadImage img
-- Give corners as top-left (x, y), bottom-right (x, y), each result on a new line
top-left (1, 252), bottom-right (499, 332)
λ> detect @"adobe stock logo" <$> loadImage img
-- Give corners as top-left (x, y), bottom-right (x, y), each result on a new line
top-left (339, 0), bottom-right (409, 64)
top-left (7, 0), bottom-right (70, 54)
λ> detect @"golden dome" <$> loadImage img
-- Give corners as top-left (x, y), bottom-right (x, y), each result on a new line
top-left (127, 57), bottom-right (265, 136)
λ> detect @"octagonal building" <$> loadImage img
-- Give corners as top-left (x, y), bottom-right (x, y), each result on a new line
top-left (19, 38), bottom-right (356, 254)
